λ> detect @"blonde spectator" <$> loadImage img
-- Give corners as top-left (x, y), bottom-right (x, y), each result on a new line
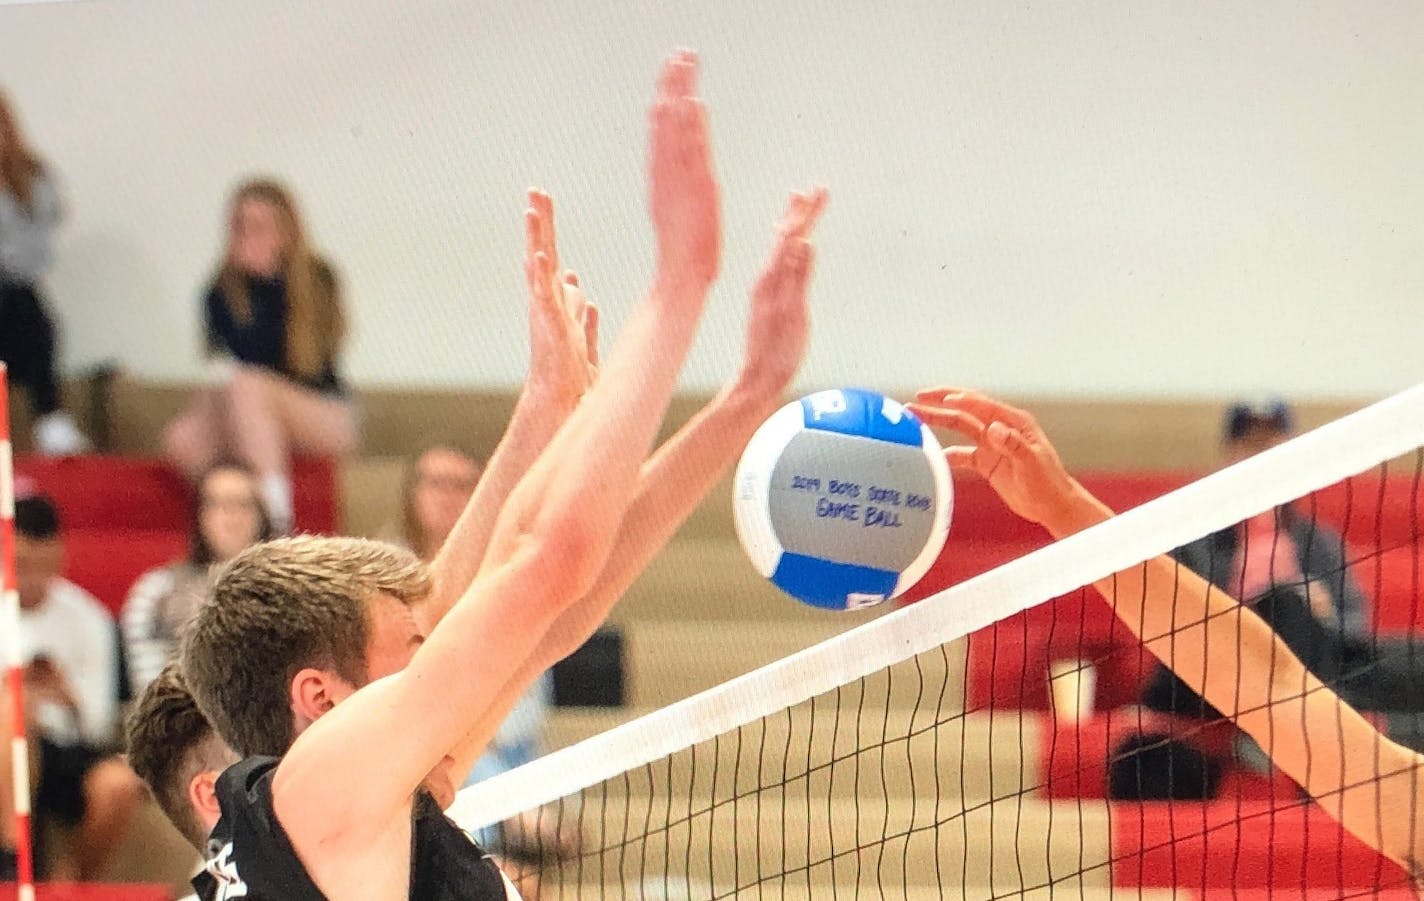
top-left (162, 178), bottom-right (355, 532)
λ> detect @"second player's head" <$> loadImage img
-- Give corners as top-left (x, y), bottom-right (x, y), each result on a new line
top-left (126, 663), bottom-right (239, 850)
top-left (181, 535), bottom-right (431, 759)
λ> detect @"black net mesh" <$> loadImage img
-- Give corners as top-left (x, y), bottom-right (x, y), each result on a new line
top-left (479, 450), bottom-right (1423, 899)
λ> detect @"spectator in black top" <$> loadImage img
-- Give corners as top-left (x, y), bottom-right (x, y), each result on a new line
top-left (162, 178), bottom-right (356, 532)
top-left (1143, 397), bottom-right (1371, 721)
top-left (0, 90), bottom-right (91, 455)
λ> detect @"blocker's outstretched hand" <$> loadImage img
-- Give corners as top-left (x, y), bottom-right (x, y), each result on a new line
top-left (737, 187), bottom-right (828, 396)
top-left (525, 188), bottom-right (599, 407)
top-left (648, 50), bottom-right (720, 288)
top-left (908, 388), bottom-right (1088, 532)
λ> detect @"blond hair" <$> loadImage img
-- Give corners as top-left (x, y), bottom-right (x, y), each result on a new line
top-left (0, 91), bottom-right (44, 211)
top-left (182, 536), bottom-right (429, 757)
top-left (218, 178), bottom-right (346, 381)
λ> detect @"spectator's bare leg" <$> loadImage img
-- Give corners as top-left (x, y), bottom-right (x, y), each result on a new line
top-left (68, 757), bottom-right (142, 880)
top-left (222, 366), bottom-right (295, 530)
top-left (264, 371), bottom-right (357, 458)
top-left (161, 389), bottom-right (227, 478)
top-left (223, 366), bottom-right (289, 473)
top-left (222, 365), bottom-right (354, 531)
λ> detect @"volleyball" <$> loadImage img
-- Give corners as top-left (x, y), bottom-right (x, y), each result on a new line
top-left (733, 388), bottom-right (953, 610)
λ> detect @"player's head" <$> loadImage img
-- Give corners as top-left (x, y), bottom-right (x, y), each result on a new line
top-left (14, 494), bottom-right (64, 610)
top-left (181, 535), bottom-right (431, 759)
top-left (126, 663), bottom-right (239, 850)
top-left (1222, 396), bottom-right (1294, 465)
top-left (402, 443), bottom-right (483, 561)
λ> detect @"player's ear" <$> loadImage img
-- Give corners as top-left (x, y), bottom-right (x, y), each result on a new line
top-left (189, 768), bottom-right (222, 834)
top-left (289, 666), bottom-right (340, 728)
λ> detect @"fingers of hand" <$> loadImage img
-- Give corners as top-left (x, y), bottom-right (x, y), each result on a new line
top-left (658, 50), bottom-right (698, 101)
top-left (532, 191), bottom-right (556, 262)
top-left (561, 270), bottom-right (585, 321)
top-left (523, 208), bottom-right (541, 262)
top-left (944, 446), bottom-right (978, 471)
top-left (785, 187), bottom-right (829, 239)
top-left (905, 402), bottom-right (987, 441)
top-left (529, 251), bottom-right (558, 310)
top-left (675, 101), bottom-right (709, 171)
top-left (984, 421), bottom-right (1033, 464)
top-left (582, 302), bottom-right (600, 367)
top-left (913, 387), bottom-right (1038, 437)
top-left (775, 238), bottom-right (814, 301)
top-left (787, 237), bottom-right (814, 278)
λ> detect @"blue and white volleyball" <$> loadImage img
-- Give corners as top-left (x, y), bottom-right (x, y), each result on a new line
top-left (733, 388), bottom-right (953, 611)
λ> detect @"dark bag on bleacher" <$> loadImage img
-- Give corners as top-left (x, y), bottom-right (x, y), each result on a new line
top-left (552, 628), bottom-right (624, 708)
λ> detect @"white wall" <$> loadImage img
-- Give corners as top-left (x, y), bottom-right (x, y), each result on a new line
top-left (1, 0), bottom-right (1420, 397)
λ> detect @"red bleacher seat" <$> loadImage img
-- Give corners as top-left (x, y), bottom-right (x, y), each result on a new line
top-left (915, 470), bottom-right (1424, 726)
top-left (61, 527), bottom-right (188, 617)
top-left (960, 592), bottom-right (1153, 712)
top-left (1111, 801), bottom-right (1410, 890)
top-left (1196, 890), bottom-right (1418, 900)
top-left (0, 885), bottom-right (171, 901)
top-left (14, 455), bottom-right (338, 615)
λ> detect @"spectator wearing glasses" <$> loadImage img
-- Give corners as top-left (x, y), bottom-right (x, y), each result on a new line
top-left (121, 462), bottom-right (275, 694)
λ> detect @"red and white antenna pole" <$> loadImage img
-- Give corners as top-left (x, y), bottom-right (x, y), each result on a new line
top-left (0, 365), bottom-right (35, 900)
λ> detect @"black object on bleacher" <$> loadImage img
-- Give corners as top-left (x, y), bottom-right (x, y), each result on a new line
top-left (552, 628), bottom-right (624, 708)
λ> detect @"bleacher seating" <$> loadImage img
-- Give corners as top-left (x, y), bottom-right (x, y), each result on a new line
top-left (1111, 801), bottom-right (1411, 891)
top-left (917, 469), bottom-right (1424, 720)
top-left (14, 455), bottom-right (339, 615)
top-left (5, 384), bottom-right (1418, 896)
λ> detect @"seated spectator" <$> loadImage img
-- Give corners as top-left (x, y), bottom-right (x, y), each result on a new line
top-left (399, 444), bottom-right (484, 561)
top-left (398, 443), bottom-right (564, 864)
top-left (162, 178), bottom-right (356, 533)
top-left (0, 90), bottom-right (90, 455)
top-left (15, 494), bottom-right (141, 879)
top-left (1138, 397), bottom-right (1424, 772)
top-left (1143, 396), bottom-right (1371, 720)
top-left (121, 462), bottom-right (275, 694)
top-left (398, 444), bottom-right (552, 779)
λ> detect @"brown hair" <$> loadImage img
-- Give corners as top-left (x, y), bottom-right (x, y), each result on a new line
top-left (181, 536), bottom-right (429, 758)
top-left (217, 178), bottom-right (346, 380)
top-left (0, 91), bottom-right (44, 210)
top-left (125, 663), bottom-right (235, 849)
top-left (400, 443), bottom-right (483, 560)
top-left (189, 460), bottom-right (276, 566)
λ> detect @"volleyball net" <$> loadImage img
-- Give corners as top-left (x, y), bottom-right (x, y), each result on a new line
top-left (450, 384), bottom-right (1424, 899)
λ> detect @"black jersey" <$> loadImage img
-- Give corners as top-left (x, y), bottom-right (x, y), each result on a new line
top-left (191, 756), bottom-right (518, 900)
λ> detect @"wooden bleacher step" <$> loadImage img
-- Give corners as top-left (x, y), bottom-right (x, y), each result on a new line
top-left (536, 796), bottom-right (1111, 890)
top-left (623, 620), bottom-right (966, 710)
top-left (540, 708), bottom-right (1040, 803)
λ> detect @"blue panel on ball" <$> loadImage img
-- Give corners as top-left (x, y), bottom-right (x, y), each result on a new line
top-left (771, 552), bottom-right (900, 610)
top-left (799, 388), bottom-right (922, 448)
